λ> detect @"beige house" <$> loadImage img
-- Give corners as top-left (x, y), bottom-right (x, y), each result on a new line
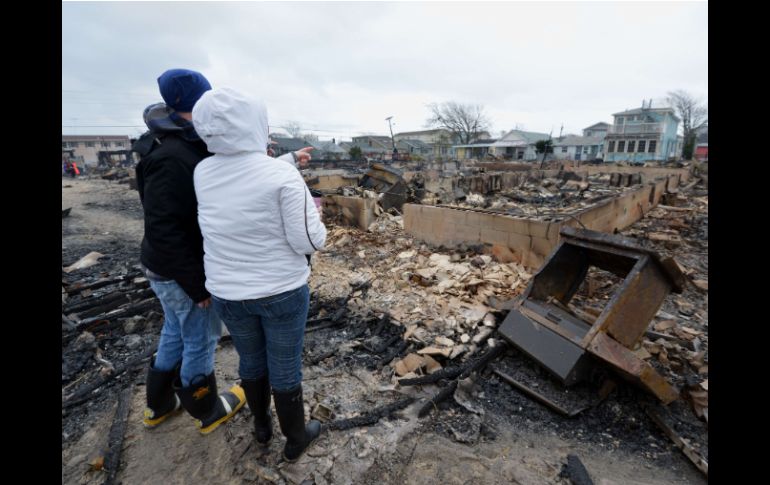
top-left (61, 135), bottom-right (133, 166)
top-left (393, 129), bottom-right (458, 159)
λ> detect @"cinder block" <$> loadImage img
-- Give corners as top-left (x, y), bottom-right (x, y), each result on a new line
top-left (480, 227), bottom-right (510, 246)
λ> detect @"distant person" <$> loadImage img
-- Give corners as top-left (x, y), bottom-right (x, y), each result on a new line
top-left (132, 68), bottom-right (245, 434)
top-left (192, 87), bottom-right (327, 462)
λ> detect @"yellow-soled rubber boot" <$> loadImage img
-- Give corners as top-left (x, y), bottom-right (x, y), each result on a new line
top-left (174, 373), bottom-right (246, 434)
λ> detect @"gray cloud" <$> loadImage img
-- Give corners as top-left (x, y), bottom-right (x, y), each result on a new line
top-left (62, 1), bottom-right (707, 139)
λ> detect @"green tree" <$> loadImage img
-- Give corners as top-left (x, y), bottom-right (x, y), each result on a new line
top-left (535, 139), bottom-right (553, 166)
top-left (349, 146), bottom-right (362, 161)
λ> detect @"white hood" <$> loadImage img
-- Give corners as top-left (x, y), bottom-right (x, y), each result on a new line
top-left (192, 87), bottom-right (327, 301)
top-left (192, 87), bottom-right (268, 155)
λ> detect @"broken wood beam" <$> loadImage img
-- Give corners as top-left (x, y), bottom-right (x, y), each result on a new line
top-left (325, 397), bottom-right (415, 431)
top-left (102, 386), bottom-right (132, 485)
top-left (398, 364), bottom-right (463, 386)
top-left (415, 344), bottom-right (508, 418)
top-left (63, 291), bottom-right (130, 315)
top-left (76, 298), bottom-right (160, 328)
top-left (65, 272), bottom-right (142, 295)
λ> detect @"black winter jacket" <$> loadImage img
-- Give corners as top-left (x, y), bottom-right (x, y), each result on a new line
top-left (133, 131), bottom-right (211, 302)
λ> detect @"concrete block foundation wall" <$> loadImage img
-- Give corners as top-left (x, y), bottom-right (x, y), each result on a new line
top-left (323, 195), bottom-right (377, 231)
top-left (404, 172), bottom-right (683, 270)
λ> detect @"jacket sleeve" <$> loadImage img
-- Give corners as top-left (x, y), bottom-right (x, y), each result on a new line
top-left (277, 152), bottom-right (298, 168)
top-left (141, 156), bottom-right (210, 302)
top-left (279, 170), bottom-right (327, 254)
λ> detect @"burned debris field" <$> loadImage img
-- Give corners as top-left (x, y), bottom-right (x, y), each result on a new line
top-left (62, 160), bottom-right (707, 485)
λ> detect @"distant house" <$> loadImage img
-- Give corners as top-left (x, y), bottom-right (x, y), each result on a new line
top-left (452, 139), bottom-right (497, 160)
top-left (398, 139), bottom-right (433, 157)
top-left (553, 135), bottom-right (604, 161)
top-left (62, 135), bottom-right (134, 166)
top-left (603, 104), bottom-right (681, 162)
top-left (582, 122), bottom-right (610, 138)
top-left (351, 135), bottom-right (395, 159)
top-left (309, 140), bottom-right (347, 160)
top-left (394, 129), bottom-right (459, 159)
top-left (490, 130), bottom-right (551, 161)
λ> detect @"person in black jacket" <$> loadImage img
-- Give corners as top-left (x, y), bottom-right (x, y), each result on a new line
top-left (133, 69), bottom-right (245, 434)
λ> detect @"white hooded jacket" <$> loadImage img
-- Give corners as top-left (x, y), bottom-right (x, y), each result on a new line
top-left (192, 87), bottom-right (326, 300)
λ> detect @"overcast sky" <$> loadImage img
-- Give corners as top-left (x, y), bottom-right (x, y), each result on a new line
top-left (62, 1), bottom-right (707, 141)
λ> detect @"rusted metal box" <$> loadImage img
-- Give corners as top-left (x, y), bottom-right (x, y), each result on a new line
top-left (498, 226), bottom-right (685, 403)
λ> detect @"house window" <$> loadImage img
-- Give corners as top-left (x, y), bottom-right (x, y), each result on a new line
top-left (86, 141), bottom-right (95, 147)
top-left (616, 117), bottom-right (624, 125)
top-left (638, 140), bottom-right (646, 152)
top-left (617, 140), bottom-right (625, 152)
top-left (62, 142), bottom-right (67, 148)
top-left (583, 146), bottom-right (589, 154)
top-left (648, 140), bottom-right (657, 153)
top-left (627, 141), bottom-right (635, 153)
top-left (101, 141), bottom-right (109, 147)
top-left (608, 141), bottom-right (615, 153)
top-left (561, 147), bottom-right (567, 153)
top-left (115, 142), bottom-right (124, 148)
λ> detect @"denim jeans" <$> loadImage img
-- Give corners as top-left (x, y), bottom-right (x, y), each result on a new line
top-left (149, 279), bottom-right (222, 387)
top-left (212, 284), bottom-right (310, 392)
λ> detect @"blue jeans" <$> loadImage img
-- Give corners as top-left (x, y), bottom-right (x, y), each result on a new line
top-left (212, 284), bottom-right (310, 392)
top-left (149, 279), bottom-right (222, 387)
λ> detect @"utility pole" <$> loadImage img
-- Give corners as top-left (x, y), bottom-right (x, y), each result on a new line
top-left (386, 116), bottom-right (397, 161)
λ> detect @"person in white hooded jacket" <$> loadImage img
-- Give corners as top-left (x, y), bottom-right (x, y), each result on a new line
top-left (192, 87), bottom-right (326, 462)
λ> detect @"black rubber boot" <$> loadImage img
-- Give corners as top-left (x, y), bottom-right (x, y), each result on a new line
top-left (241, 377), bottom-right (273, 445)
top-left (174, 372), bottom-right (246, 435)
top-left (273, 385), bottom-right (321, 462)
top-left (143, 357), bottom-right (181, 428)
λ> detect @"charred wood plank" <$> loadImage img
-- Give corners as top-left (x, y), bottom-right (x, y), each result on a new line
top-left (326, 397), bottom-right (415, 431)
top-left (76, 298), bottom-right (159, 328)
top-left (102, 387), bottom-right (133, 485)
top-left (418, 380), bottom-right (459, 417)
top-left (399, 342), bottom-right (507, 386)
top-left (65, 272), bottom-right (142, 295)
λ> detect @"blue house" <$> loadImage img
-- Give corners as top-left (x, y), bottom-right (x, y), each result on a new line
top-left (604, 103), bottom-right (680, 162)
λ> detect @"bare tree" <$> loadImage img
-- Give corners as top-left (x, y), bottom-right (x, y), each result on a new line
top-left (283, 121), bottom-right (303, 139)
top-left (425, 102), bottom-right (490, 144)
top-left (302, 132), bottom-right (319, 142)
top-left (667, 90), bottom-right (708, 159)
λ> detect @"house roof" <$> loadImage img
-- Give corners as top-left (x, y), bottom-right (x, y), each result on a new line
top-left (553, 135), bottom-right (604, 147)
top-left (492, 130), bottom-right (550, 147)
top-left (452, 139), bottom-right (498, 148)
top-left (612, 107), bottom-right (680, 121)
top-left (583, 122), bottom-right (610, 130)
top-left (399, 139), bottom-right (432, 150)
top-left (311, 140), bottom-right (346, 153)
top-left (394, 129), bottom-right (449, 137)
top-left (271, 137), bottom-right (310, 151)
